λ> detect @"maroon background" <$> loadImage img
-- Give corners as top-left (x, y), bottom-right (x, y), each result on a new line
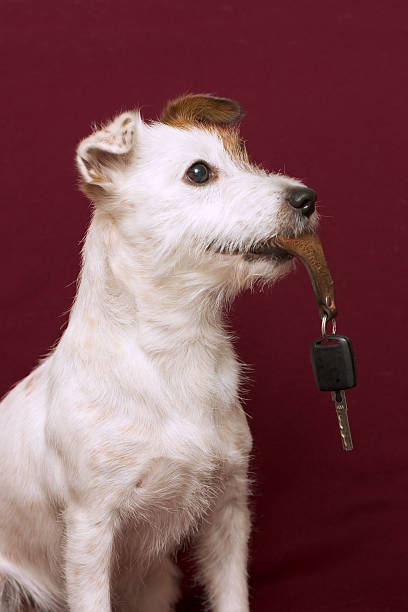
top-left (1, 2), bottom-right (407, 611)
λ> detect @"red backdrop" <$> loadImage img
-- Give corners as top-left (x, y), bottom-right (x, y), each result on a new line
top-left (1, 2), bottom-right (407, 610)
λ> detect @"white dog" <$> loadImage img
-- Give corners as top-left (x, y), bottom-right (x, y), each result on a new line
top-left (0, 94), bottom-right (318, 611)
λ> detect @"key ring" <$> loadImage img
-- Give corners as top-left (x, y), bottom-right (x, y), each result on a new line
top-left (321, 314), bottom-right (336, 341)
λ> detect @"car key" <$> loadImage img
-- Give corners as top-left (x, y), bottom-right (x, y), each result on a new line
top-left (310, 318), bottom-right (357, 451)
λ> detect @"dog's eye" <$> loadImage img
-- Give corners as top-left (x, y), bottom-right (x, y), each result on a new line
top-left (186, 162), bottom-right (210, 184)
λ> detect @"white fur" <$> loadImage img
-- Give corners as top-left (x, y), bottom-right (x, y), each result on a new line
top-left (0, 102), bottom-right (317, 611)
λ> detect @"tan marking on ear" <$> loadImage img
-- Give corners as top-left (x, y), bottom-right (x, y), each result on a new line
top-left (121, 117), bottom-right (132, 127)
top-left (160, 94), bottom-right (242, 127)
top-left (99, 133), bottom-right (115, 145)
top-left (79, 181), bottom-right (106, 202)
top-left (88, 171), bottom-right (107, 183)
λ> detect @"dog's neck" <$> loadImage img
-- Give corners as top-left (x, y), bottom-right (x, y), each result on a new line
top-left (62, 212), bottom-right (238, 393)
top-left (56, 211), bottom-right (240, 411)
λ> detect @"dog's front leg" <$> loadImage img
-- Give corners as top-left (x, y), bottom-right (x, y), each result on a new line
top-left (196, 470), bottom-right (250, 612)
top-left (64, 506), bottom-right (114, 612)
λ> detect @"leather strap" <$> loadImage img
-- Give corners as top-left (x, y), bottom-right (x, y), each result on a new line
top-left (271, 232), bottom-right (337, 320)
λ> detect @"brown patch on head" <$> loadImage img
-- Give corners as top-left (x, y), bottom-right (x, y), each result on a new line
top-left (160, 94), bottom-right (242, 128)
top-left (210, 126), bottom-right (250, 165)
top-left (160, 94), bottom-right (250, 166)
top-left (121, 117), bottom-right (132, 127)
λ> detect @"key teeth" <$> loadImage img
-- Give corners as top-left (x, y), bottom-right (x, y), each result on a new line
top-left (332, 391), bottom-right (354, 452)
top-left (338, 419), bottom-right (354, 451)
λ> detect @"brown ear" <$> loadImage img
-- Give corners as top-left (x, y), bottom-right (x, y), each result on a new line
top-left (160, 94), bottom-right (243, 127)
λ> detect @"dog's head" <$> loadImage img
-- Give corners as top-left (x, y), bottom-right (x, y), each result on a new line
top-left (76, 94), bottom-right (318, 296)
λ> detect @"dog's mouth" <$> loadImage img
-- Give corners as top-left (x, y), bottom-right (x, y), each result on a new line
top-left (211, 231), bottom-right (337, 319)
top-left (209, 240), bottom-right (293, 262)
top-left (244, 242), bottom-right (293, 262)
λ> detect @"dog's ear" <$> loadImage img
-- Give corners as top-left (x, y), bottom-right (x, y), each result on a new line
top-left (76, 111), bottom-right (140, 199)
top-left (160, 94), bottom-right (242, 127)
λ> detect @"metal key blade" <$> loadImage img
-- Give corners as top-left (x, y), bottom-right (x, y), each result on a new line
top-left (331, 390), bottom-right (354, 451)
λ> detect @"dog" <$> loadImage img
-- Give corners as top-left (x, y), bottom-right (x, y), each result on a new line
top-left (0, 94), bottom-right (318, 611)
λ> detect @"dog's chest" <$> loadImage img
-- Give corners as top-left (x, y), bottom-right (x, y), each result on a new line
top-left (58, 337), bottom-right (249, 554)
top-left (116, 339), bottom-right (243, 515)
top-left (115, 416), bottom-right (245, 557)
top-left (127, 413), bottom-right (242, 502)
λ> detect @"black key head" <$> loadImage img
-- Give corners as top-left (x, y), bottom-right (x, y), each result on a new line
top-left (310, 334), bottom-right (357, 392)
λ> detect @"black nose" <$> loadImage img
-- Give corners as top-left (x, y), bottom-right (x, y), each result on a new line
top-left (287, 187), bottom-right (316, 217)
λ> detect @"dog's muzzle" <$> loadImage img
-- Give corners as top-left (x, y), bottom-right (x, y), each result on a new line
top-left (210, 185), bottom-right (317, 262)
